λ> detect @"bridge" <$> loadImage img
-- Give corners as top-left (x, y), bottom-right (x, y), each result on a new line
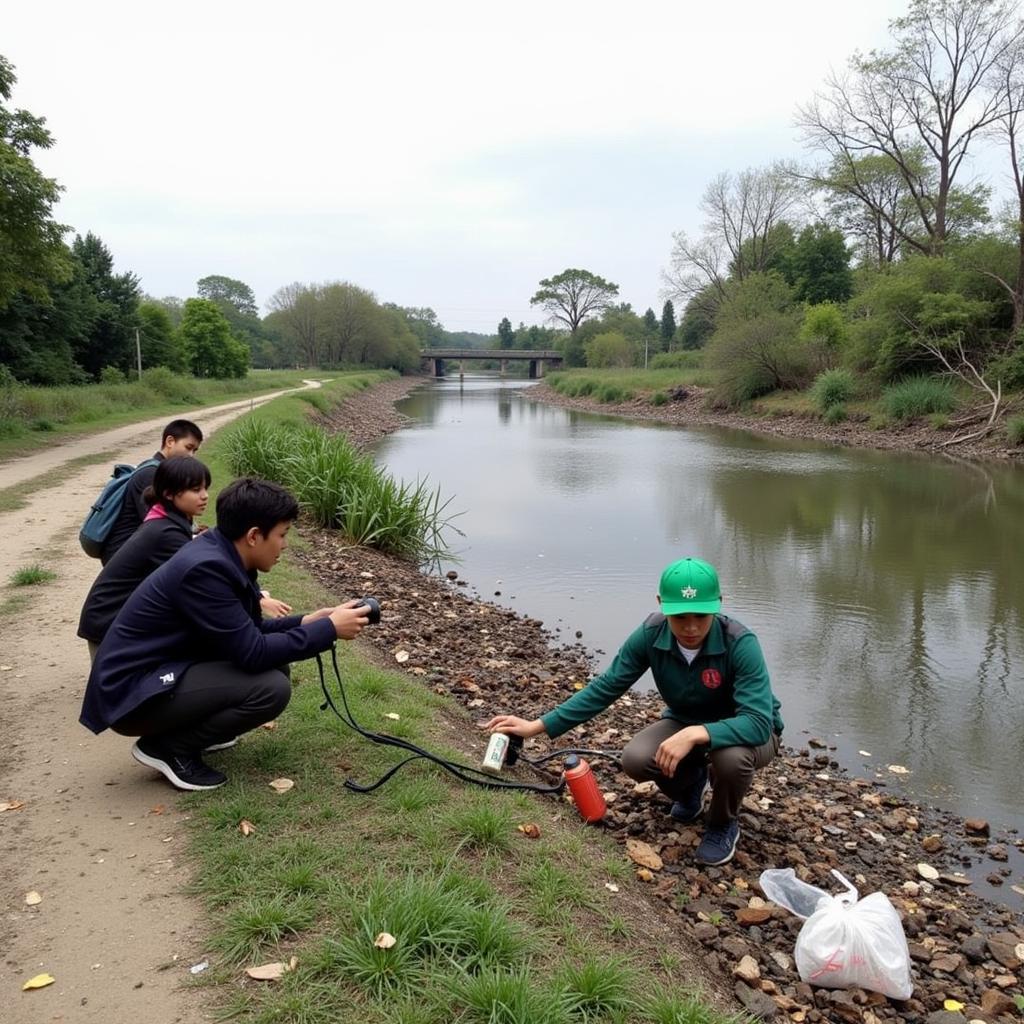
top-left (420, 348), bottom-right (562, 379)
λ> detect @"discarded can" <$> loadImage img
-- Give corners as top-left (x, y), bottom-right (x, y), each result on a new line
top-left (481, 732), bottom-right (510, 773)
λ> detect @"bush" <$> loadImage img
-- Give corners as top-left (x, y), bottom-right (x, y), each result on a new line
top-left (823, 404), bottom-right (847, 424)
top-left (596, 384), bottom-right (630, 403)
top-left (649, 391), bottom-right (668, 406)
top-left (810, 368), bottom-right (857, 412)
top-left (1007, 415), bottom-right (1024, 446)
top-left (881, 376), bottom-right (957, 421)
top-left (99, 365), bottom-right (127, 385)
top-left (649, 350), bottom-right (702, 370)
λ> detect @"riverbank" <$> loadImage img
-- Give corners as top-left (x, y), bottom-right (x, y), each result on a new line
top-left (304, 376), bottom-right (1024, 1023)
top-left (528, 381), bottom-right (1024, 464)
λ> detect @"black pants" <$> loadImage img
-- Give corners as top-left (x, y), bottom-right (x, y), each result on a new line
top-left (111, 660), bottom-right (291, 756)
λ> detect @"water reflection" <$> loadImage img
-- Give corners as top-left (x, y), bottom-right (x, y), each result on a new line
top-left (375, 376), bottom-right (1024, 828)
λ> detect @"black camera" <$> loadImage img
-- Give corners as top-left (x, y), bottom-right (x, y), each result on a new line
top-left (359, 596), bottom-right (381, 625)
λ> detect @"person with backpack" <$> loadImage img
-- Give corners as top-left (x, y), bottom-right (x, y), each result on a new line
top-left (97, 419), bottom-right (203, 565)
top-left (77, 456), bottom-right (212, 659)
top-left (79, 478), bottom-right (374, 792)
top-left (484, 558), bottom-right (784, 867)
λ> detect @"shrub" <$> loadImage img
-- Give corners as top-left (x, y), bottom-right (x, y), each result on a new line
top-left (823, 404), bottom-right (847, 424)
top-left (99, 365), bottom-right (127, 385)
top-left (650, 391), bottom-right (668, 406)
top-left (881, 376), bottom-right (957, 421)
top-left (596, 384), bottom-right (630, 403)
top-left (1007, 415), bottom-right (1024, 446)
top-left (810, 368), bottom-right (857, 412)
top-left (649, 350), bottom-right (702, 370)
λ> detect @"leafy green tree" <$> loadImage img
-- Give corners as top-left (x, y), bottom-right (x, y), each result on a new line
top-left (706, 273), bottom-right (806, 406)
top-left (178, 298), bottom-right (249, 378)
top-left (384, 305), bottom-right (446, 349)
top-left (70, 232), bottom-right (141, 378)
top-left (530, 268), bottom-right (619, 334)
top-left (784, 225), bottom-right (853, 304)
top-left (660, 300), bottom-right (677, 347)
top-left (584, 331), bottom-right (634, 368)
top-left (497, 316), bottom-right (515, 349)
top-left (196, 275), bottom-right (258, 318)
top-left (0, 55), bottom-right (69, 309)
top-left (138, 300), bottom-right (187, 373)
top-left (642, 307), bottom-right (659, 336)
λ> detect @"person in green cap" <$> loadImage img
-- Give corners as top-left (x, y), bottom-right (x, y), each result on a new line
top-left (484, 558), bottom-right (783, 866)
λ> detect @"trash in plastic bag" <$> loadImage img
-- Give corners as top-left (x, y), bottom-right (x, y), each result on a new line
top-left (759, 867), bottom-right (913, 1000)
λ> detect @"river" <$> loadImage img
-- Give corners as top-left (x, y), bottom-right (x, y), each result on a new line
top-left (373, 375), bottom-right (1024, 834)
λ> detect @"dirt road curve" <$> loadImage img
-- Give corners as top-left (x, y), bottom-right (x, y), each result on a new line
top-left (0, 382), bottom-right (321, 1024)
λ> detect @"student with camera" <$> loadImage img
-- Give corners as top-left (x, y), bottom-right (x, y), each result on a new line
top-left (485, 558), bottom-right (783, 867)
top-left (80, 477), bottom-right (373, 791)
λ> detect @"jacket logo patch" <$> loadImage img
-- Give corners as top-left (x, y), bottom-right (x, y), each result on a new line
top-left (701, 668), bottom-right (722, 690)
top-left (160, 672), bottom-right (175, 685)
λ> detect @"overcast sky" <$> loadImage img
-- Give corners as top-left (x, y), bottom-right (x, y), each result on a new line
top-left (6, 0), bottom-right (957, 333)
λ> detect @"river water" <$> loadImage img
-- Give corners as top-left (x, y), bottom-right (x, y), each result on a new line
top-left (373, 375), bottom-right (1024, 834)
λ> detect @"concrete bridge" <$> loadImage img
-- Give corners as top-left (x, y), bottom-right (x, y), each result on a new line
top-left (421, 348), bottom-right (562, 379)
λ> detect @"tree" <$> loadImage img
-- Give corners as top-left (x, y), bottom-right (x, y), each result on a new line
top-left (664, 163), bottom-right (803, 305)
top-left (196, 275), bottom-right (258, 318)
top-left (497, 316), bottom-right (515, 349)
top-left (530, 268), bottom-right (618, 335)
top-left (385, 305), bottom-right (445, 348)
top-left (0, 55), bottom-right (69, 309)
top-left (138, 301), bottom-right (187, 373)
top-left (584, 331), bottom-right (634, 368)
top-left (785, 224), bottom-right (853, 304)
top-left (660, 300), bottom-right (677, 347)
top-left (69, 232), bottom-right (141, 379)
top-left (642, 308), bottom-right (659, 336)
top-left (267, 282), bottom-right (321, 365)
top-left (178, 298), bottom-right (248, 378)
top-left (797, 0), bottom-right (1022, 256)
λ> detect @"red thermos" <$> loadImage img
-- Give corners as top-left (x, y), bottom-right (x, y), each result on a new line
top-left (563, 754), bottom-right (607, 822)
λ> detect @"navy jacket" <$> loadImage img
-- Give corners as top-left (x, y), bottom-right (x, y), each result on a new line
top-left (78, 507), bottom-right (196, 644)
top-left (80, 528), bottom-right (337, 733)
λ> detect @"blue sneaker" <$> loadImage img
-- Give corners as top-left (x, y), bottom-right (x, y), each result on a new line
top-left (669, 764), bottom-right (708, 824)
top-left (695, 819), bottom-right (740, 866)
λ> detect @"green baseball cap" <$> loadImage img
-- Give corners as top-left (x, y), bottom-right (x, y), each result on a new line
top-left (658, 558), bottom-right (721, 615)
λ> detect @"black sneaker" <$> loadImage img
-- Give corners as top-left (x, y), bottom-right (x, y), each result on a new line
top-left (203, 737), bottom-right (239, 752)
top-left (669, 764), bottom-right (709, 824)
top-left (132, 738), bottom-right (227, 791)
top-left (695, 819), bottom-right (741, 866)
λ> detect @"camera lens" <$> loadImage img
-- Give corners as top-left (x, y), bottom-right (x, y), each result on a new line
top-left (360, 597), bottom-right (381, 625)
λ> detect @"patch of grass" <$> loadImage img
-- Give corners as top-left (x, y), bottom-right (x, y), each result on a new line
top-left (214, 892), bottom-right (318, 964)
top-left (10, 564), bottom-right (57, 586)
top-left (823, 403), bottom-right (847, 424)
top-left (1006, 414), bottom-right (1024, 446)
top-left (650, 390), bottom-right (669, 406)
top-left (454, 968), bottom-right (572, 1024)
top-left (810, 368), bottom-right (857, 412)
top-left (442, 793), bottom-right (515, 852)
top-left (557, 956), bottom-right (640, 1021)
top-left (881, 375), bottom-right (957, 421)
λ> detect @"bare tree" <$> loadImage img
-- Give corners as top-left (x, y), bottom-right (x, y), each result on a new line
top-left (662, 162), bottom-right (802, 305)
top-left (267, 282), bottom-right (320, 366)
top-left (797, 0), bottom-right (1021, 256)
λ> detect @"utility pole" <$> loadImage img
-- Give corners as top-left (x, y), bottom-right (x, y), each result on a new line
top-left (135, 327), bottom-right (143, 380)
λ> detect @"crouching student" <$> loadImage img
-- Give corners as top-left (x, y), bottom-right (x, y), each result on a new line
top-left (79, 477), bottom-right (373, 791)
top-left (485, 558), bottom-right (783, 867)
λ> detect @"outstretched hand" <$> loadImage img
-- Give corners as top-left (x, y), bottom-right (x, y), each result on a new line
top-left (482, 714), bottom-right (546, 738)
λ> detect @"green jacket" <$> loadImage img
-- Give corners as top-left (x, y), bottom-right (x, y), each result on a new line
top-left (541, 613), bottom-right (783, 748)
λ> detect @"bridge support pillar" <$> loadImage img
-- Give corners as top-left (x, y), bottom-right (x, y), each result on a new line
top-left (500, 359), bottom-right (507, 377)
top-left (459, 359), bottom-right (465, 381)
top-left (528, 359), bottom-right (538, 379)
top-left (433, 358), bottom-right (445, 378)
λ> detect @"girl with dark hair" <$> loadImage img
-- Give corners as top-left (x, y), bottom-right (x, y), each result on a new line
top-left (78, 456), bottom-right (211, 656)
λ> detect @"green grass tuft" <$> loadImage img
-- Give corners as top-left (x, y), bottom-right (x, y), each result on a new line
top-left (10, 564), bottom-right (57, 586)
top-left (881, 375), bottom-right (956, 421)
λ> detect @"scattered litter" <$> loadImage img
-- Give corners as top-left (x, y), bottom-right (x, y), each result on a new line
top-left (22, 973), bottom-right (55, 990)
top-left (268, 778), bottom-right (294, 793)
top-left (245, 961), bottom-right (288, 981)
top-left (394, 650), bottom-right (410, 663)
top-left (0, 799), bottom-right (26, 812)
top-left (261, 721), bottom-right (277, 731)
top-left (917, 862), bottom-right (939, 880)
top-left (604, 882), bottom-right (620, 893)
top-left (384, 712), bottom-right (401, 721)
top-left (189, 961), bottom-right (209, 975)
top-left (516, 823), bottom-right (541, 839)
top-left (373, 932), bottom-right (397, 949)
top-left (858, 750), bottom-right (872, 757)
top-left (24, 891), bottom-right (42, 906)
top-left (238, 820), bottom-right (256, 836)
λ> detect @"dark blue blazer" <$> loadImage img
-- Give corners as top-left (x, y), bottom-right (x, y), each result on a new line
top-left (80, 527), bottom-right (337, 733)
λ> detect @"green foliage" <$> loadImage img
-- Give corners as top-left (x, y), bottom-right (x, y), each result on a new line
top-left (497, 316), bottom-right (514, 349)
top-left (650, 350), bottom-right (702, 370)
top-left (178, 298), bottom-right (249, 378)
top-left (1006, 415), bottom-right (1024, 446)
top-left (584, 330), bottom-right (634, 368)
top-left (643, 307), bottom-right (659, 335)
top-left (138, 300), bottom-right (187, 373)
top-left (823, 403), bottom-right (847, 424)
top-left (810, 368), bottom-right (857, 411)
top-left (660, 300), bottom-right (677, 346)
top-left (99, 365), bottom-right (126, 385)
top-left (983, 345), bottom-right (1024, 390)
top-left (10, 563), bottom-right (56, 586)
top-left (783, 224), bottom-right (853, 304)
top-left (597, 383), bottom-right (631, 403)
top-left (223, 420), bottom-right (458, 561)
top-left (800, 302), bottom-right (848, 350)
top-left (881, 375), bottom-right (957, 421)
top-left (650, 390), bottom-right (668, 406)
top-left (0, 55), bottom-right (70, 310)
top-left (557, 956), bottom-right (639, 1020)
top-left (455, 969), bottom-right (572, 1024)
top-left (706, 273), bottom-right (806, 407)
top-left (529, 268), bottom-right (619, 334)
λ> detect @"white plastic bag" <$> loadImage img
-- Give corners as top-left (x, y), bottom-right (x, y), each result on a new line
top-left (759, 868), bottom-right (913, 1000)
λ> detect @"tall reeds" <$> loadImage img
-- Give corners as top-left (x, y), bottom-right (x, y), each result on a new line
top-left (223, 420), bottom-right (459, 562)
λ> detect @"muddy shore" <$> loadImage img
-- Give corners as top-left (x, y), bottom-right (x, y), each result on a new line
top-left (526, 380), bottom-right (1023, 464)
top-left (302, 376), bottom-right (1023, 1023)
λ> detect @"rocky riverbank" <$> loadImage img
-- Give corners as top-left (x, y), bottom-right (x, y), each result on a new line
top-left (526, 381), bottom-right (1024, 464)
top-left (298, 375), bottom-right (1024, 1024)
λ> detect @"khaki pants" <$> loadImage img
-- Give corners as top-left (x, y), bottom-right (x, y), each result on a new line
top-left (621, 718), bottom-right (779, 827)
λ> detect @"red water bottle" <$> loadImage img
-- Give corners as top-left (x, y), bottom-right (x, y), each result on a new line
top-left (563, 754), bottom-right (607, 822)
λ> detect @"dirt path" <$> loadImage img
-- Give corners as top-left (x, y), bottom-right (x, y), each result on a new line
top-left (0, 381), bottom-right (321, 1023)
